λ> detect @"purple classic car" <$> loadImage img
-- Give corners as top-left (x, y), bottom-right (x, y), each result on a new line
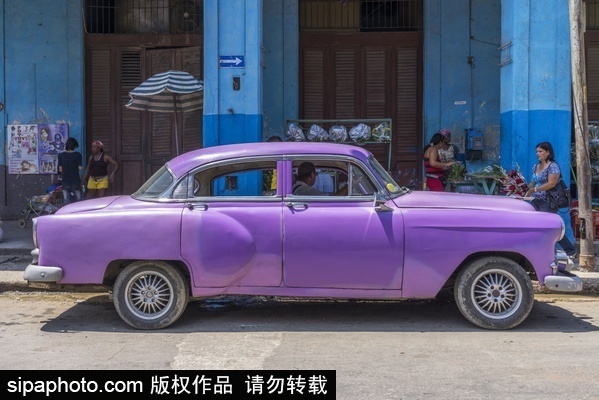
top-left (24, 142), bottom-right (582, 330)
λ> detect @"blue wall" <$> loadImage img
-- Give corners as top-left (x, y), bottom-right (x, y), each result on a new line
top-left (1, 0), bottom-right (85, 216)
top-left (262, 0), bottom-right (298, 141)
top-left (500, 0), bottom-right (572, 184)
top-left (500, 1), bottom-right (574, 242)
top-left (424, 0), bottom-right (501, 165)
top-left (203, 0), bottom-right (263, 147)
top-left (1, 0), bottom-right (85, 156)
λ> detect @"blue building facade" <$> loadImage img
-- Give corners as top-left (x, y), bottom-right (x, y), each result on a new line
top-left (0, 0), bottom-right (576, 218)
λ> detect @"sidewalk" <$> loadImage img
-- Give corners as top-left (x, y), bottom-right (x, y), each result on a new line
top-left (1, 219), bottom-right (599, 294)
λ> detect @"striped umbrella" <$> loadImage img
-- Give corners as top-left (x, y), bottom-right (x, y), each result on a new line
top-left (126, 70), bottom-right (204, 154)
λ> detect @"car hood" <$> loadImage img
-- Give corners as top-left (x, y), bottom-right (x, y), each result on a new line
top-left (392, 191), bottom-right (536, 212)
top-left (55, 195), bottom-right (125, 214)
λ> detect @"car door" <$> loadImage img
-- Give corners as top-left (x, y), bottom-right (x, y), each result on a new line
top-left (181, 158), bottom-right (284, 288)
top-left (282, 157), bottom-right (405, 289)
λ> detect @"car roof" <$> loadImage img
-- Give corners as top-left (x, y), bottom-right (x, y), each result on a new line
top-left (167, 142), bottom-right (374, 177)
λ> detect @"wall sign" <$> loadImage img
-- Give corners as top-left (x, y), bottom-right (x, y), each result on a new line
top-left (219, 55), bottom-right (245, 68)
top-left (7, 124), bottom-right (68, 174)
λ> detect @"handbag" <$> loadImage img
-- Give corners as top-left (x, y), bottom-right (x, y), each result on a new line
top-left (546, 178), bottom-right (570, 209)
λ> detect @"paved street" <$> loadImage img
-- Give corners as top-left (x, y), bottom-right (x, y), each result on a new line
top-left (1, 291), bottom-right (599, 399)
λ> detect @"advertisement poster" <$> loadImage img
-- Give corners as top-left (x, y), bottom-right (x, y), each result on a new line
top-left (7, 124), bottom-right (68, 174)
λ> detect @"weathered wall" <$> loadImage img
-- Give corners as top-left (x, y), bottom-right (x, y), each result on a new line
top-left (203, 0), bottom-right (263, 146)
top-left (500, 0), bottom-right (572, 184)
top-left (423, 0), bottom-right (501, 168)
top-left (1, 0), bottom-right (85, 218)
top-left (262, 0), bottom-right (298, 141)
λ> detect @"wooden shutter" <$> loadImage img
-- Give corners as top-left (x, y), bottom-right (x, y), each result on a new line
top-left (301, 48), bottom-right (327, 119)
top-left (181, 46), bottom-right (203, 153)
top-left (395, 47), bottom-right (419, 154)
top-left (586, 39), bottom-right (599, 122)
top-left (118, 50), bottom-right (144, 194)
top-left (363, 48), bottom-right (388, 118)
top-left (333, 47), bottom-right (358, 118)
top-left (393, 46), bottom-right (420, 187)
top-left (87, 49), bottom-right (114, 153)
top-left (299, 32), bottom-right (422, 187)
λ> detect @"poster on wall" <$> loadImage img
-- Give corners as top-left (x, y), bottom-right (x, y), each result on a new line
top-left (7, 124), bottom-right (68, 174)
top-left (38, 124), bottom-right (67, 174)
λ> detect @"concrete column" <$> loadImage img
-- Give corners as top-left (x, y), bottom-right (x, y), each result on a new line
top-left (203, 0), bottom-right (263, 147)
top-left (500, 0), bottom-right (574, 243)
top-left (500, 0), bottom-right (572, 182)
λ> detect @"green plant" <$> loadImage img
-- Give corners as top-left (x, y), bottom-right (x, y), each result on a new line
top-left (448, 163), bottom-right (466, 182)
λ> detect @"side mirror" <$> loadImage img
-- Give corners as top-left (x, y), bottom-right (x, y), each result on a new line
top-left (374, 193), bottom-right (393, 212)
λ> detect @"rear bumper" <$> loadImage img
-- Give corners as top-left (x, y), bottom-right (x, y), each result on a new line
top-left (23, 248), bottom-right (63, 283)
top-left (23, 263), bottom-right (63, 283)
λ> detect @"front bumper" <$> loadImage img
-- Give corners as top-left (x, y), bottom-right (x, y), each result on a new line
top-left (23, 248), bottom-right (63, 283)
top-left (544, 252), bottom-right (583, 292)
top-left (544, 273), bottom-right (583, 292)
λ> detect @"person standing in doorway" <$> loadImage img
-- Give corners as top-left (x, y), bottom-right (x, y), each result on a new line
top-left (57, 137), bottom-right (83, 204)
top-left (82, 140), bottom-right (120, 199)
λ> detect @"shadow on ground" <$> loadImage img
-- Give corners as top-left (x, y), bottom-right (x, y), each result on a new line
top-left (36, 295), bottom-right (599, 334)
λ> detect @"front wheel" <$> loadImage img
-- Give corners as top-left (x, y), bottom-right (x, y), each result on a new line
top-left (113, 261), bottom-right (189, 329)
top-left (454, 256), bottom-right (534, 330)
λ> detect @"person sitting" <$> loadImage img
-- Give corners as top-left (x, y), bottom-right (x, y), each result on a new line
top-left (424, 133), bottom-right (455, 191)
top-left (293, 162), bottom-right (348, 196)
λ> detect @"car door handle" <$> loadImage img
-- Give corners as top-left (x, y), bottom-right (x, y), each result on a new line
top-left (187, 203), bottom-right (208, 211)
top-left (286, 202), bottom-right (308, 210)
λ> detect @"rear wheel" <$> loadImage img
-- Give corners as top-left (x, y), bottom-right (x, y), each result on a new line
top-left (113, 261), bottom-right (189, 329)
top-left (454, 256), bottom-right (533, 330)
top-left (18, 219), bottom-right (27, 228)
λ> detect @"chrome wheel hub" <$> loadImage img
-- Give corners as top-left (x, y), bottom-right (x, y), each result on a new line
top-left (471, 269), bottom-right (522, 319)
top-left (126, 272), bottom-right (173, 320)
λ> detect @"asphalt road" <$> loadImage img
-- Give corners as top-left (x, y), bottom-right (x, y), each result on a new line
top-left (1, 291), bottom-right (599, 399)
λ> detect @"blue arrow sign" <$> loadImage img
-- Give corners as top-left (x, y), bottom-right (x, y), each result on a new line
top-left (219, 56), bottom-right (245, 68)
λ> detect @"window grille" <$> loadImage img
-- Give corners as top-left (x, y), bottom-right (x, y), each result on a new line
top-left (84, 0), bottom-right (203, 34)
top-left (300, 0), bottom-right (422, 32)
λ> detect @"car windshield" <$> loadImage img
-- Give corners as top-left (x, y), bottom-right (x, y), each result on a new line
top-left (368, 156), bottom-right (410, 198)
top-left (132, 165), bottom-right (175, 199)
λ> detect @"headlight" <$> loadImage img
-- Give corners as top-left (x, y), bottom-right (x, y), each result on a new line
top-left (32, 217), bottom-right (38, 248)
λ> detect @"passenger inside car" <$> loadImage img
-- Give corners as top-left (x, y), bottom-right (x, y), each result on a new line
top-left (292, 160), bottom-right (376, 197)
top-left (292, 162), bottom-right (349, 196)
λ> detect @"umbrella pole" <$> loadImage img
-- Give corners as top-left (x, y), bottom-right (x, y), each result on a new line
top-left (173, 94), bottom-right (180, 155)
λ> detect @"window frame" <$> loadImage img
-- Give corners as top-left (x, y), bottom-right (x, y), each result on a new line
top-left (287, 154), bottom-right (383, 201)
top-left (184, 156), bottom-right (284, 202)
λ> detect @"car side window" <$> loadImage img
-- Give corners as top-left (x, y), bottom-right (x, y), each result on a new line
top-left (192, 160), bottom-right (278, 198)
top-left (349, 163), bottom-right (376, 196)
top-left (291, 159), bottom-right (376, 197)
top-left (172, 175), bottom-right (201, 199)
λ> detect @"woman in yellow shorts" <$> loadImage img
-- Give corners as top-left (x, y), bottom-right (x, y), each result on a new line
top-left (82, 140), bottom-right (120, 199)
